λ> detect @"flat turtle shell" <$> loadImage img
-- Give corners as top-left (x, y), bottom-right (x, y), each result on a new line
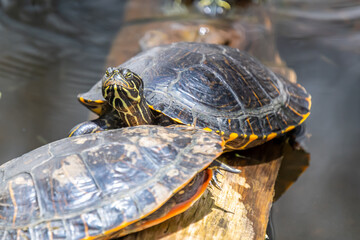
top-left (79, 42), bottom-right (311, 150)
top-left (0, 125), bottom-right (224, 239)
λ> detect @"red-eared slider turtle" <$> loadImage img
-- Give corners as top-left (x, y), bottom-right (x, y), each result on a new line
top-left (70, 42), bottom-right (311, 150)
top-left (0, 125), bottom-right (238, 239)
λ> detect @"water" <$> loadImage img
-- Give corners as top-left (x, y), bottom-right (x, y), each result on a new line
top-left (0, 0), bottom-right (126, 161)
top-left (271, 2), bottom-right (360, 239)
top-left (0, 1), bottom-right (359, 239)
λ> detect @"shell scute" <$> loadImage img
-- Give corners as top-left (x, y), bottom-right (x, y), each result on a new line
top-left (0, 173), bottom-right (39, 228)
top-left (32, 154), bottom-right (101, 217)
top-left (66, 210), bottom-right (103, 239)
top-left (164, 48), bottom-right (203, 70)
top-left (134, 188), bottom-right (158, 215)
top-left (100, 196), bottom-right (138, 230)
top-left (174, 67), bottom-right (242, 113)
top-left (83, 143), bottom-right (154, 195)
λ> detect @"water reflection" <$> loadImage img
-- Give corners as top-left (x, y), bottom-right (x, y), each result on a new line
top-left (0, 1), bottom-right (125, 162)
top-left (271, 2), bottom-right (360, 240)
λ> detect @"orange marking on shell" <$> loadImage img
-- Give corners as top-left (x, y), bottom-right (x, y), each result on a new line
top-left (282, 118), bottom-right (288, 126)
top-left (81, 215), bottom-right (90, 238)
top-left (306, 96), bottom-right (312, 110)
top-left (299, 112), bottom-right (310, 124)
top-left (47, 222), bottom-right (54, 240)
top-left (246, 118), bottom-right (255, 135)
top-left (8, 181), bottom-right (17, 226)
top-left (266, 132), bottom-right (277, 141)
top-left (287, 104), bottom-right (304, 117)
top-left (203, 127), bottom-right (212, 132)
top-left (225, 132), bottom-right (239, 145)
top-left (238, 71), bottom-right (250, 86)
top-left (148, 104), bottom-right (162, 113)
top-left (266, 115), bottom-right (272, 130)
top-left (240, 134), bottom-right (258, 149)
top-left (252, 90), bottom-right (263, 106)
top-left (284, 125), bottom-right (295, 132)
top-left (270, 81), bottom-right (280, 94)
top-left (172, 117), bottom-right (184, 124)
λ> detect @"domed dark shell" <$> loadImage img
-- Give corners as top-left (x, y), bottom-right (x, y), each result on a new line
top-left (121, 42), bottom-right (311, 149)
top-left (79, 42), bottom-right (311, 149)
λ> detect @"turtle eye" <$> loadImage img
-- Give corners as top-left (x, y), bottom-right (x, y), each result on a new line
top-left (125, 71), bottom-right (133, 79)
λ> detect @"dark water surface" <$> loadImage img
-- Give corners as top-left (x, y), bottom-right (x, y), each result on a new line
top-left (271, 2), bottom-right (360, 239)
top-left (0, 1), bottom-right (359, 239)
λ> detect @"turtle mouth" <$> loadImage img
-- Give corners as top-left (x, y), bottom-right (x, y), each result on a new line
top-left (103, 74), bottom-right (133, 90)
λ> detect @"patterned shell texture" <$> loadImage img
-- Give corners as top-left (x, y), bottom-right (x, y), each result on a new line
top-left (0, 125), bottom-right (223, 239)
top-left (121, 42), bottom-right (311, 139)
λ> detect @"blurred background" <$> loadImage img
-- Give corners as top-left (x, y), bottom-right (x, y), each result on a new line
top-left (0, 0), bottom-right (359, 239)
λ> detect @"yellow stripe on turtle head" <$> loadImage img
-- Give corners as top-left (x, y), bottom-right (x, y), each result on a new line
top-left (78, 97), bottom-right (107, 115)
top-left (78, 96), bottom-right (86, 104)
top-left (92, 106), bottom-right (105, 115)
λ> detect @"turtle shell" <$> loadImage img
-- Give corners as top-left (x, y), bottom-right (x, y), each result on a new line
top-left (80, 42), bottom-right (311, 149)
top-left (0, 125), bottom-right (223, 239)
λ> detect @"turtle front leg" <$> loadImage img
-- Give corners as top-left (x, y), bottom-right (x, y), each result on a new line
top-left (68, 111), bottom-right (125, 137)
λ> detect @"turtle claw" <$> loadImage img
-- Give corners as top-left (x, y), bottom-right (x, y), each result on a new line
top-left (216, 169), bottom-right (224, 176)
top-left (211, 171), bottom-right (222, 190)
top-left (209, 160), bottom-right (241, 174)
top-left (208, 160), bottom-right (241, 191)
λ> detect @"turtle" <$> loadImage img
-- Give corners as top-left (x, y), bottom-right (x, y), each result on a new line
top-left (0, 125), bottom-right (239, 239)
top-left (70, 42), bottom-right (311, 151)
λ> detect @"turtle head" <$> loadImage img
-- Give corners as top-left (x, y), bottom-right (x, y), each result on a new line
top-left (102, 67), bottom-right (143, 111)
top-left (101, 67), bottom-right (154, 126)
